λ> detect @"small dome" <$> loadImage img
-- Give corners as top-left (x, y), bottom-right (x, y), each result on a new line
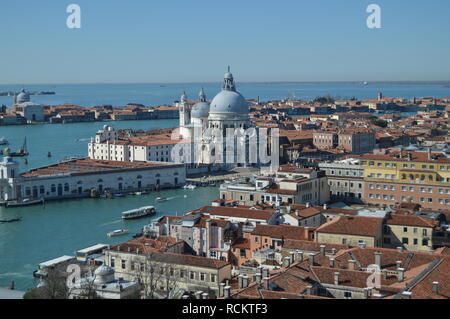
top-left (191, 102), bottom-right (210, 119)
top-left (16, 89), bottom-right (30, 103)
top-left (209, 90), bottom-right (248, 115)
top-left (94, 265), bottom-right (114, 276)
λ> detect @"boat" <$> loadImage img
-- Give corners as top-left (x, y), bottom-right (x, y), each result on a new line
top-left (47, 151), bottom-right (52, 158)
top-left (183, 184), bottom-right (197, 190)
top-left (0, 217), bottom-right (22, 223)
top-left (156, 197), bottom-right (167, 202)
top-left (107, 229), bottom-right (129, 237)
top-left (112, 193), bottom-right (126, 198)
top-left (6, 198), bottom-right (44, 208)
top-left (121, 206), bottom-right (156, 220)
top-left (9, 137), bottom-right (29, 157)
top-left (0, 137), bottom-right (8, 145)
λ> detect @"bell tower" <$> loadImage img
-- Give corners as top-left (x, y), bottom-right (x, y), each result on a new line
top-left (179, 91), bottom-right (190, 127)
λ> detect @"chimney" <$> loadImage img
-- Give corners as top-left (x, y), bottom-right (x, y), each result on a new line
top-left (358, 242), bottom-right (366, 249)
top-left (296, 250), bottom-right (304, 262)
top-left (304, 227), bottom-right (310, 240)
top-left (219, 283), bottom-right (225, 298)
top-left (348, 260), bottom-right (357, 271)
top-left (305, 285), bottom-right (312, 295)
top-left (238, 275), bottom-right (244, 289)
top-left (308, 253), bottom-right (316, 266)
top-left (428, 148), bottom-right (432, 161)
top-left (401, 291), bottom-right (412, 299)
top-left (331, 248), bottom-right (337, 255)
top-left (283, 256), bottom-right (291, 268)
top-left (397, 268), bottom-right (405, 282)
top-left (320, 245), bottom-right (326, 256)
top-left (396, 261), bottom-right (402, 270)
top-left (295, 210), bottom-right (300, 217)
top-left (262, 277), bottom-right (270, 290)
top-left (262, 268), bottom-right (269, 278)
top-left (329, 257), bottom-right (335, 268)
top-left (323, 204), bottom-right (328, 210)
top-left (166, 216), bottom-right (171, 237)
top-left (224, 286), bottom-right (231, 298)
top-left (242, 275), bottom-right (249, 288)
top-left (136, 248), bottom-right (140, 254)
top-left (334, 272), bottom-right (340, 286)
top-left (290, 251), bottom-right (295, 264)
top-left (306, 202), bottom-right (311, 208)
top-left (374, 251), bottom-right (382, 267)
top-left (255, 273), bottom-right (262, 284)
top-left (202, 293), bottom-right (209, 300)
top-left (363, 288), bottom-right (370, 299)
top-left (432, 282), bottom-right (439, 295)
top-left (195, 291), bottom-right (203, 299)
top-left (397, 246), bottom-right (404, 253)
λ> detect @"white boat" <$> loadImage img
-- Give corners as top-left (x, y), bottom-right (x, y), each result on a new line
top-left (183, 184), bottom-right (197, 190)
top-left (0, 137), bottom-right (9, 145)
top-left (6, 198), bottom-right (44, 208)
top-left (122, 206), bottom-right (156, 220)
top-left (107, 229), bottom-right (129, 237)
top-left (155, 197), bottom-right (167, 202)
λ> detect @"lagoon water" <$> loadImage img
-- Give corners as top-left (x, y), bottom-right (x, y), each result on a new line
top-left (0, 82), bottom-right (449, 291)
top-left (1, 82), bottom-right (449, 107)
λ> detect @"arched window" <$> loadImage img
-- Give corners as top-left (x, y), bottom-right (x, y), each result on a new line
top-left (64, 183), bottom-right (69, 192)
top-left (40, 185), bottom-right (45, 194)
top-left (51, 184), bottom-right (56, 192)
top-left (97, 179), bottom-right (103, 183)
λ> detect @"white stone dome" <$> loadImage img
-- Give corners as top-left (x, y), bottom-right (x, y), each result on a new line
top-left (209, 90), bottom-right (248, 115)
top-left (191, 102), bottom-right (210, 118)
top-left (16, 89), bottom-right (30, 103)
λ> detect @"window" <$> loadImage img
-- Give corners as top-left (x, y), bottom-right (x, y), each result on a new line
top-left (344, 291), bottom-right (352, 299)
top-left (121, 259), bottom-right (126, 269)
top-left (402, 238), bottom-right (409, 244)
top-left (240, 249), bottom-right (246, 258)
top-left (200, 273), bottom-right (206, 281)
top-left (403, 227), bottom-right (408, 233)
top-left (210, 274), bottom-right (216, 283)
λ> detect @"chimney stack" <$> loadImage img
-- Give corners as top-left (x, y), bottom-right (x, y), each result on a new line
top-left (432, 282), bottom-right (439, 295)
top-left (329, 257), bottom-right (335, 268)
top-left (255, 273), bottom-right (262, 284)
top-left (283, 256), bottom-right (291, 268)
top-left (401, 291), bottom-right (412, 299)
top-left (397, 246), bottom-right (404, 253)
top-left (262, 277), bottom-right (270, 290)
top-left (262, 268), bottom-right (269, 278)
top-left (290, 251), bottom-right (296, 264)
top-left (396, 261), bottom-right (402, 270)
top-left (224, 286), bottom-right (231, 298)
top-left (397, 268), bottom-right (405, 282)
top-left (296, 250), bottom-right (304, 262)
top-left (242, 275), bottom-right (249, 289)
top-left (306, 202), bottom-right (310, 208)
top-left (219, 283), bottom-right (225, 298)
top-left (334, 272), bottom-right (340, 286)
top-left (304, 227), bottom-right (310, 240)
top-left (305, 285), bottom-right (312, 295)
top-left (348, 260), bottom-right (357, 271)
top-left (374, 251), bottom-right (382, 267)
top-left (323, 204), bottom-right (328, 210)
top-left (331, 248), bottom-right (337, 255)
top-left (308, 253), bottom-right (316, 266)
top-left (238, 275), bottom-right (244, 289)
top-left (320, 245), bottom-right (326, 256)
top-left (195, 291), bottom-right (203, 299)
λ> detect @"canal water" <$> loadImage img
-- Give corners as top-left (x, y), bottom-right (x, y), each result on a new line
top-left (0, 118), bottom-right (221, 291)
top-left (0, 186), bottom-right (219, 291)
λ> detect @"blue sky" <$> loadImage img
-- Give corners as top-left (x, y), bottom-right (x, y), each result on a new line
top-left (1, 0), bottom-right (449, 84)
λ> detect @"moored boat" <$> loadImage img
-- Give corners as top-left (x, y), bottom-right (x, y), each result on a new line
top-left (6, 198), bottom-right (44, 208)
top-left (107, 229), bottom-right (129, 237)
top-left (121, 206), bottom-right (156, 220)
top-left (0, 137), bottom-right (8, 145)
top-left (155, 197), bottom-right (167, 202)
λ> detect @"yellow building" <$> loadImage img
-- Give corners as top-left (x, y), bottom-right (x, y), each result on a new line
top-left (383, 214), bottom-right (438, 252)
top-left (361, 150), bottom-right (450, 210)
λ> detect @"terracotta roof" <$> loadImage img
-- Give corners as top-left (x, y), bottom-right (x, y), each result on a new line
top-left (386, 214), bottom-right (439, 228)
top-left (316, 216), bottom-right (383, 237)
top-left (251, 224), bottom-right (313, 241)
